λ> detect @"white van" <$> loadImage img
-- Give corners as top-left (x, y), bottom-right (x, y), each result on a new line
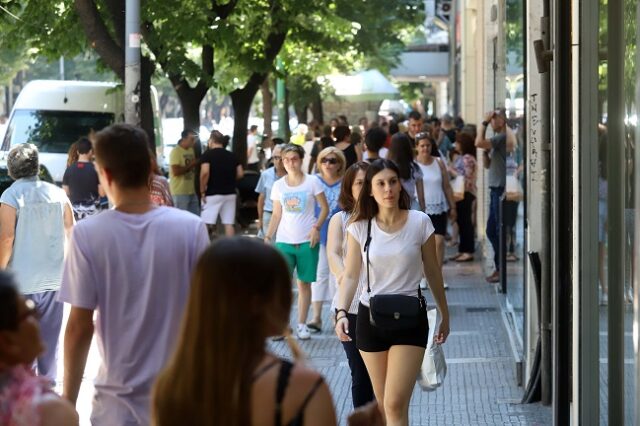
top-left (1, 80), bottom-right (164, 183)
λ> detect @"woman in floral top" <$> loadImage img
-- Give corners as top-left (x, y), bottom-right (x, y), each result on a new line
top-left (449, 133), bottom-right (477, 261)
top-left (0, 273), bottom-right (77, 426)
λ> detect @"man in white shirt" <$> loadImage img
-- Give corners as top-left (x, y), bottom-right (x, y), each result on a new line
top-left (247, 125), bottom-right (260, 171)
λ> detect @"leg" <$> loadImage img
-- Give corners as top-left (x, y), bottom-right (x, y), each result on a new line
top-left (359, 350), bottom-right (389, 418)
top-left (296, 242), bottom-right (320, 326)
top-left (310, 245), bottom-right (330, 327)
top-left (341, 313), bottom-right (374, 408)
top-left (297, 280), bottom-right (312, 324)
top-left (383, 345), bottom-right (426, 426)
top-left (486, 187), bottom-right (503, 272)
top-left (27, 291), bottom-right (64, 382)
top-left (220, 194), bottom-right (237, 237)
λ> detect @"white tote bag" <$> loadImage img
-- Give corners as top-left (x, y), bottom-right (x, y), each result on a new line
top-left (417, 309), bottom-right (447, 391)
top-left (451, 175), bottom-right (465, 202)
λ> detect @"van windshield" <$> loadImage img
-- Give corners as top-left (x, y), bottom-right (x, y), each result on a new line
top-left (2, 110), bottom-right (115, 153)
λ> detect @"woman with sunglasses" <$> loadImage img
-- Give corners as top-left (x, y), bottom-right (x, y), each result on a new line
top-left (308, 147), bottom-right (346, 333)
top-left (334, 159), bottom-right (449, 426)
top-left (0, 272), bottom-right (78, 425)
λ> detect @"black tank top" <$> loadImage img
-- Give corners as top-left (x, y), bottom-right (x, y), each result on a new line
top-left (341, 143), bottom-right (358, 169)
top-left (253, 359), bottom-right (324, 426)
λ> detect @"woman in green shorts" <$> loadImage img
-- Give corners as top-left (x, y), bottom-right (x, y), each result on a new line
top-left (265, 144), bottom-right (329, 340)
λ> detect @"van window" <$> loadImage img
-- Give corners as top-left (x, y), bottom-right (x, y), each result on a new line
top-left (3, 110), bottom-right (114, 153)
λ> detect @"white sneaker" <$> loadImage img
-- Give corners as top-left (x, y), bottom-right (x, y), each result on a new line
top-left (296, 324), bottom-right (311, 340)
top-left (420, 278), bottom-right (428, 290)
top-left (444, 282), bottom-right (450, 290)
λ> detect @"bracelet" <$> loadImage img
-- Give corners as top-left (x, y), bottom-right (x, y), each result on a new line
top-left (334, 308), bottom-right (348, 322)
top-left (482, 120), bottom-right (490, 127)
top-left (336, 314), bottom-right (348, 322)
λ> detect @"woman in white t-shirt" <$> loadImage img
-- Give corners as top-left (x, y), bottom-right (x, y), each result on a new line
top-left (265, 144), bottom-right (329, 341)
top-left (334, 159), bottom-right (450, 426)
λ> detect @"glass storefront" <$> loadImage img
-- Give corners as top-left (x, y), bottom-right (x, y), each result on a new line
top-left (597, 0), bottom-right (637, 422)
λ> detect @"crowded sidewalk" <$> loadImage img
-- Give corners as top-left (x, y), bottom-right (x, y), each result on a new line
top-left (55, 239), bottom-right (551, 426)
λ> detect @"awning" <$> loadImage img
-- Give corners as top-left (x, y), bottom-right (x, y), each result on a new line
top-left (325, 70), bottom-right (399, 102)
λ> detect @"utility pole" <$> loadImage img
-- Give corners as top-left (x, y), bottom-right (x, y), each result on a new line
top-left (276, 57), bottom-right (287, 140)
top-left (125, 0), bottom-right (141, 125)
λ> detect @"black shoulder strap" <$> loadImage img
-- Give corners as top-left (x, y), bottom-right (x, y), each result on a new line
top-left (275, 360), bottom-right (294, 426)
top-left (365, 218), bottom-right (372, 294)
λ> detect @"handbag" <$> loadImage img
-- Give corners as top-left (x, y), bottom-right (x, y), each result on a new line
top-left (365, 219), bottom-right (426, 331)
top-left (451, 175), bottom-right (465, 202)
top-left (505, 175), bottom-right (523, 201)
top-left (417, 309), bottom-right (447, 391)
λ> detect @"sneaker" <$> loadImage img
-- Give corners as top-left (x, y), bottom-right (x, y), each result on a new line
top-left (307, 320), bottom-right (322, 333)
top-left (444, 282), bottom-right (450, 290)
top-left (600, 292), bottom-right (608, 306)
top-left (296, 324), bottom-right (311, 340)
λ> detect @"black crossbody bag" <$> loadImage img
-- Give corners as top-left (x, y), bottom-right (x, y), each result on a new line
top-left (365, 218), bottom-right (426, 330)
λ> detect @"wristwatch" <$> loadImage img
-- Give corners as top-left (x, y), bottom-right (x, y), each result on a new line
top-left (482, 120), bottom-right (490, 127)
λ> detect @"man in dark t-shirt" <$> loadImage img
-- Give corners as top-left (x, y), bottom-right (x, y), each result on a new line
top-left (199, 131), bottom-right (243, 237)
top-left (62, 137), bottom-right (104, 220)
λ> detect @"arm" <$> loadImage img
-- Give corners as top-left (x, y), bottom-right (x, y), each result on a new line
top-left (39, 395), bottom-right (79, 426)
top-left (62, 185), bottom-right (71, 196)
top-left (199, 163), bottom-right (210, 198)
top-left (475, 112), bottom-right (494, 150)
top-left (416, 179), bottom-right (426, 212)
top-left (97, 185), bottom-right (105, 198)
top-left (506, 126), bottom-right (517, 153)
top-left (326, 214), bottom-right (345, 281)
top-left (63, 204), bottom-right (74, 255)
top-left (257, 193), bottom-right (266, 228)
top-left (355, 143), bottom-right (363, 162)
top-left (235, 164), bottom-right (244, 180)
top-left (63, 307), bottom-right (94, 405)
top-left (310, 192), bottom-right (329, 247)
top-left (438, 159), bottom-right (457, 221)
top-left (422, 235), bottom-right (450, 344)
top-left (0, 204), bottom-right (16, 269)
top-left (335, 233), bottom-right (363, 341)
top-left (264, 200), bottom-right (282, 243)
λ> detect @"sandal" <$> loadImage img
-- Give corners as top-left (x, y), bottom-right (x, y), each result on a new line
top-left (448, 253), bottom-right (463, 261)
top-left (506, 254), bottom-right (519, 262)
top-left (455, 254), bottom-right (474, 262)
top-left (307, 320), bottom-right (322, 333)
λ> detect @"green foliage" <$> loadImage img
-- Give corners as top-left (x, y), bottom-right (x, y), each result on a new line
top-left (506, 0), bottom-right (524, 69)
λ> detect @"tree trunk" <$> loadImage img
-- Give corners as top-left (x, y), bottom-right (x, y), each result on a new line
top-left (294, 103), bottom-right (308, 125)
top-left (175, 90), bottom-right (202, 133)
top-left (231, 84), bottom-right (261, 167)
top-left (311, 89), bottom-right (324, 124)
top-left (261, 78), bottom-right (273, 137)
top-left (140, 56), bottom-right (155, 151)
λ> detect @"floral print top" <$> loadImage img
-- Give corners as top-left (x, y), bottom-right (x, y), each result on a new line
top-left (0, 365), bottom-right (52, 426)
top-left (454, 154), bottom-right (478, 195)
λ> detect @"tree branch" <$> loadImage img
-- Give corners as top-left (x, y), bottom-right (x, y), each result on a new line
top-left (74, 0), bottom-right (124, 79)
top-left (103, 0), bottom-right (125, 47)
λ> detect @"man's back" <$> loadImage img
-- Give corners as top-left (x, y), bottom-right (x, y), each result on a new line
top-left (60, 206), bottom-right (210, 425)
top-left (62, 161), bottom-right (100, 205)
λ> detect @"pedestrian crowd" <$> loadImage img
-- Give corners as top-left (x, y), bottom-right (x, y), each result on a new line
top-left (0, 106), bottom-right (521, 425)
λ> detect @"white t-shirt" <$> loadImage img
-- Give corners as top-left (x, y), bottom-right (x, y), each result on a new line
top-left (271, 174), bottom-right (324, 244)
top-left (58, 207), bottom-right (210, 425)
top-left (247, 133), bottom-right (259, 164)
top-left (347, 210), bottom-right (435, 307)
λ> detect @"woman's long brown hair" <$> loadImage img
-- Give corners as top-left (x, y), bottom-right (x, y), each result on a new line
top-left (352, 159), bottom-right (411, 223)
top-left (152, 238), bottom-right (293, 426)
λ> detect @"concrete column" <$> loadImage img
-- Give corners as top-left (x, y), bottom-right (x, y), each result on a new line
top-left (461, 0), bottom-right (479, 123)
top-left (436, 81), bottom-right (449, 116)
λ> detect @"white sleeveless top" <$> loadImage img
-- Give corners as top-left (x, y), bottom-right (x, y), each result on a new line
top-left (417, 159), bottom-right (449, 214)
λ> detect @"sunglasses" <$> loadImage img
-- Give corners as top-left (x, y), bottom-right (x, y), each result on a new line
top-left (415, 132), bottom-right (431, 140)
top-left (321, 157), bottom-right (338, 165)
top-left (18, 299), bottom-right (40, 323)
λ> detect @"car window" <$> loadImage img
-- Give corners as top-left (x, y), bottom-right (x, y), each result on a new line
top-left (3, 110), bottom-right (114, 153)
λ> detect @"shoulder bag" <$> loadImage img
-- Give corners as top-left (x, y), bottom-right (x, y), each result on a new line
top-left (365, 218), bottom-right (426, 331)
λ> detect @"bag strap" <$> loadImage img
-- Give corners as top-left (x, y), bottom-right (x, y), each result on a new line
top-left (364, 217), bottom-right (424, 301)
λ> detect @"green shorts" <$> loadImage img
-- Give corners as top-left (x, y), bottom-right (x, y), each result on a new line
top-left (275, 242), bottom-right (320, 283)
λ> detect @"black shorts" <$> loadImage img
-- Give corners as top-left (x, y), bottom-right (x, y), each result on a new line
top-left (356, 303), bottom-right (429, 352)
top-left (428, 212), bottom-right (448, 236)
